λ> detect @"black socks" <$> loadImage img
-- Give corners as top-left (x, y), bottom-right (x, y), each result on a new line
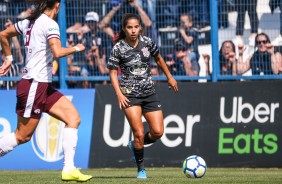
top-left (134, 148), bottom-right (145, 171)
top-left (144, 132), bottom-right (156, 145)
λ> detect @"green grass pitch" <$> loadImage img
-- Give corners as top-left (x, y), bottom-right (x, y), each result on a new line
top-left (0, 168), bottom-right (282, 184)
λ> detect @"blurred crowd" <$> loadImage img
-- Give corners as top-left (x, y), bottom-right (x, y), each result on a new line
top-left (1, 0), bottom-right (282, 89)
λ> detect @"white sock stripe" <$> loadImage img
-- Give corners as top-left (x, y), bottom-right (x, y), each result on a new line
top-left (24, 80), bottom-right (38, 118)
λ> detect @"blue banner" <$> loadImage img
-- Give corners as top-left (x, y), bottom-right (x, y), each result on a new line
top-left (0, 89), bottom-right (95, 170)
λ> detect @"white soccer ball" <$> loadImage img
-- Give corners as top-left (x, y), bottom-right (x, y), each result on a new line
top-left (183, 155), bottom-right (207, 178)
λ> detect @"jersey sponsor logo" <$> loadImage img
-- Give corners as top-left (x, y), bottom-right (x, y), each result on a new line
top-left (34, 109), bottom-right (41, 114)
top-left (141, 47), bottom-right (150, 58)
top-left (129, 62), bottom-right (148, 76)
top-left (128, 54), bottom-right (148, 76)
top-left (48, 27), bottom-right (59, 32)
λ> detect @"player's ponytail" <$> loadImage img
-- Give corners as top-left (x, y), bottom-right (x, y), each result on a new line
top-left (26, 0), bottom-right (61, 20)
top-left (117, 13), bottom-right (142, 42)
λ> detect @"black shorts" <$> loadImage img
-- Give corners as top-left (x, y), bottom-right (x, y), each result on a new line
top-left (125, 93), bottom-right (162, 112)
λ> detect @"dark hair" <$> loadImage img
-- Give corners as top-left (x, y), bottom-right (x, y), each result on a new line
top-left (26, 0), bottom-right (61, 20)
top-left (254, 32), bottom-right (271, 48)
top-left (117, 13), bottom-right (142, 42)
top-left (219, 40), bottom-right (236, 55)
top-left (174, 40), bottom-right (186, 51)
top-left (219, 40), bottom-right (236, 67)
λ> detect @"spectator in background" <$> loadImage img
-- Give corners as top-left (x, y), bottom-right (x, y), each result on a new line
top-left (0, 19), bottom-right (23, 89)
top-left (65, 0), bottom-right (102, 33)
top-left (169, 40), bottom-right (198, 76)
top-left (234, 0), bottom-right (258, 46)
top-left (202, 54), bottom-right (211, 76)
top-left (1, 0), bottom-right (27, 28)
top-left (237, 33), bottom-right (281, 75)
top-left (219, 40), bottom-right (237, 75)
top-left (178, 14), bottom-right (200, 75)
top-left (218, 0), bottom-right (235, 29)
top-left (186, 0), bottom-right (210, 30)
top-left (68, 11), bottom-right (110, 88)
top-left (164, 53), bottom-right (185, 76)
top-left (158, 0), bottom-right (181, 31)
top-left (136, 0), bottom-right (157, 42)
top-left (99, 0), bottom-right (152, 43)
top-left (83, 11), bottom-right (110, 87)
top-left (202, 40), bottom-right (238, 76)
top-left (269, 0), bottom-right (282, 46)
top-left (149, 62), bottom-right (160, 77)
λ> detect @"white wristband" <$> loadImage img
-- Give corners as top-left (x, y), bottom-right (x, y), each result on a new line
top-left (5, 55), bottom-right (13, 62)
top-left (73, 46), bottom-right (80, 52)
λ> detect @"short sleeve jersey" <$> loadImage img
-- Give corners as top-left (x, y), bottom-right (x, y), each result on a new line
top-left (15, 13), bottom-right (60, 82)
top-left (108, 35), bottom-right (159, 98)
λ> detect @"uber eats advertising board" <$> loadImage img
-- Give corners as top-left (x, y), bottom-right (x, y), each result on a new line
top-left (90, 81), bottom-right (282, 168)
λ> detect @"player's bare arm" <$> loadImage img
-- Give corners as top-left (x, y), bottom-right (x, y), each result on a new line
top-left (0, 23), bottom-right (19, 76)
top-left (48, 37), bottom-right (85, 58)
top-left (109, 69), bottom-right (129, 109)
top-left (154, 53), bottom-right (178, 92)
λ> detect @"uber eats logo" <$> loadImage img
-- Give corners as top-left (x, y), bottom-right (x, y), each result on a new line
top-left (218, 97), bottom-right (279, 154)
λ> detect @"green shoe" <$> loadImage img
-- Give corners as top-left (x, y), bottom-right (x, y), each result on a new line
top-left (61, 168), bottom-right (92, 182)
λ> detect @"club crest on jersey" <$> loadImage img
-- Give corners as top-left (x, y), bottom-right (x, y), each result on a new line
top-left (141, 47), bottom-right (150, 58)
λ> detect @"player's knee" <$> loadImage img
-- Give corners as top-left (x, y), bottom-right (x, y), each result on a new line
top-left (151, 129), bottom-right (164, 140)
top-left (133, 131), bottom-right (144, 142)
top-left (66, 113), bottom-right (81, 128)
top-left (74, 114), bottom-right (81, 127)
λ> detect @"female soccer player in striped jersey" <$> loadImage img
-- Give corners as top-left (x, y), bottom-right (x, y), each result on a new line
top-left (0, 0), bottom-right (92, 182)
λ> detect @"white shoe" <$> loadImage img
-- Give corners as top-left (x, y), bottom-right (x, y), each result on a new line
top-left (272, 35), bottom-right (282, 46)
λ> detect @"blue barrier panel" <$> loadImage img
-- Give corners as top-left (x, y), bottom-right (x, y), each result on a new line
top-left (0, 89), bottom-right (95, 170)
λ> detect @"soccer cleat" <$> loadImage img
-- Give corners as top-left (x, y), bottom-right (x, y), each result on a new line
top-left (61, 167), bottom-right (93, 182)
top-left (137, 169), bottom-right (147, 179)
top-left (127, 140), bottom-right (136, 163)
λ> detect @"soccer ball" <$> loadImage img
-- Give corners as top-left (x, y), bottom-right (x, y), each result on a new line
top-left (183, 155), bottom-right (207, 178)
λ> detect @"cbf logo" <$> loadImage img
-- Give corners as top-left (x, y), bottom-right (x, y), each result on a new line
top-left (31, 113), bottom-right (65, 162)
top-left (31, 96), bottom-right (73, 162)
